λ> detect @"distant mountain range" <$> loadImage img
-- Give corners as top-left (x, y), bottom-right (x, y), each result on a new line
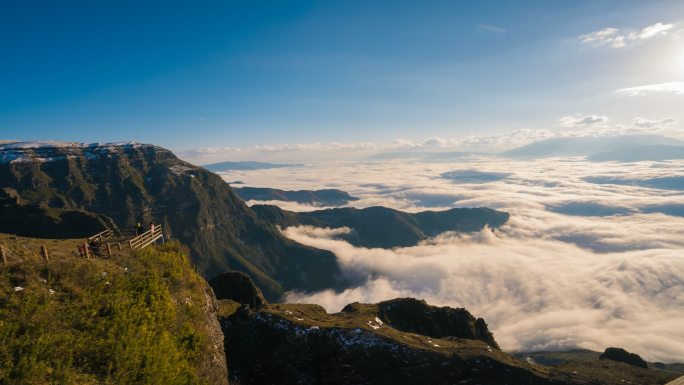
top-left (588, 144), bottom-right (684, 162)
top-left (502, 135), bottom-right (684, 161)
top-left (367, 150), bottom-right (473, 161)
top-left (234, 187), bottom-right (359, 206)
top-left (203, 160), bottom-right (299, 172)
top-left (584, 175), bottom-right (684, 191)
top-left (252, 204), bottom-right (510, 248)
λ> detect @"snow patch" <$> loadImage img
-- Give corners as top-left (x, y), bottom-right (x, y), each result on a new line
top-left (170, 164), bottom-right (197, 176)
top-left (0, 141), bottom-right (152, 165)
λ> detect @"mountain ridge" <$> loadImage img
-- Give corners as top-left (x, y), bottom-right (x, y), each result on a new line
top-left (234, 186), bottom-right (359, 206)
top-left (252, 204), bottom-right (510, 248)
top-left (502, 135), bottom-right (684, 159)
top-left (0, 141), bottom-right (342, 300)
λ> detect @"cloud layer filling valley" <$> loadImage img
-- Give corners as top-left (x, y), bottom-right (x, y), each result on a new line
top-left (219, 157), bottom-right (684, 362)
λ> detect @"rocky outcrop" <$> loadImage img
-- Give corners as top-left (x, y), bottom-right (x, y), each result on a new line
top-left (219, 288), bottom-right (547, 385)
top-left (369, 298), bottom-right (499, 349)
top-left (198, 280), bottom-right (230, 385)
top-left (209, 271), bottom-right (266, 309)
top-left (599, 347), bottom-right (648, 369)
top-left (220, 304), bottom-right (544, 385)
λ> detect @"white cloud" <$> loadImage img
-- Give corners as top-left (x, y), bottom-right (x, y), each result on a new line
top-left (632, 117), bottom-right (678, 129)
top-left (614, 82), bottom-right (684, 96)
top-left (176, 114), bottom-right (682, 164)
top-left (579, 27), bottom-right (623, 48)
top-left (477, 23), bottom-right (507, 34)
top-left (558, 114), bottom-right (609, 129)
top-left (243, 157), bottom-right (684, 362)
top-left (579, 22), bottom-right (676, 48)
top-left (637, 22), bottom-right (675, 39)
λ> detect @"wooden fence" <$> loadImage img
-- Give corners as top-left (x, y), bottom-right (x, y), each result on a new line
top-left (78, 225), bottom-right (165, 258)
top-left (87, 228), bottom-right (114, 243)
top-left (128, 225), bottom-right (164, 250)
top-left (0, 226), bottom-right (166, 264)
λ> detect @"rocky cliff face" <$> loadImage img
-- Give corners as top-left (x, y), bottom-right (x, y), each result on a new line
top-left (198, 279), bottom-right (230, 385)
top-left (347, 297), bottom-right (499, 349)
top-left (0, 141), bottom-right (342, 300)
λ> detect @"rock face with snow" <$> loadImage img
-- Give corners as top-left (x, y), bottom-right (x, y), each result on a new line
top-left (0, 141), bottom-right (144, 164)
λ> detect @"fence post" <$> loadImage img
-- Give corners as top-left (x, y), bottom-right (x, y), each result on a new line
top-left (116, 243), bottom-right (122, 251)
top-left (1, 244), bottom-right (7, 265)
top-left (106, 243), bottom-right (112, 258)
top-left (41, 245), bottom-right (50, 263)
top-left (84, 243), bottom-right (90, 259)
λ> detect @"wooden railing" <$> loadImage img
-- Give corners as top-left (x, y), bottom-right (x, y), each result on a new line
top-left (128, 225), bottom-right (164, 250)
top-left (88, 228), bottom-right (113, 243)
top-left (79, 225), bottom-right (165, 258)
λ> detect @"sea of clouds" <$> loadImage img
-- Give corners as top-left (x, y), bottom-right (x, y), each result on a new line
top-left (218, 157), bottom-right (684, 362)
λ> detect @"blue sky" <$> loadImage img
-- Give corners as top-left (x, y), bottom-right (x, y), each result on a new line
top-left (1, 0), bottom-right (683, 156)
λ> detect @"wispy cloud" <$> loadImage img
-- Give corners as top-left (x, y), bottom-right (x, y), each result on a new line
top-left (615, 82), bottom-right (684, 96)
top-left (558, 114), bottom-right (609, 129)
top-left (178, 117), bottom-right (683, 164)
top-left (477, 23), bottom-right (507, 34)
top-left (579, 22), bottom-right (676, 48)
top-left (632, 117), bottom-right (678, 129)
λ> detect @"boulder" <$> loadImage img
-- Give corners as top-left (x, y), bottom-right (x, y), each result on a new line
top-left (599, 347), bottom-right (648, 369)
top-left (209, 271), bottom-right (267, 309)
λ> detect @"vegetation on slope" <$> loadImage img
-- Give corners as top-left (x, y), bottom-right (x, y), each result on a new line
top-left (0, 235), bottom-right (226, 385)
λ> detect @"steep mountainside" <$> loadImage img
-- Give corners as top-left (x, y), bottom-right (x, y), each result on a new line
top-left (252, 204), bottom-right (510, 248)
top-left (0, 141), bottom-right (341, 300)
top-left (234, 186), bottom-right (359, 206)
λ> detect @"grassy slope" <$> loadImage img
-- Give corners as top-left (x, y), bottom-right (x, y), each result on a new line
top-left (0, 234), bottom-right (222, 385)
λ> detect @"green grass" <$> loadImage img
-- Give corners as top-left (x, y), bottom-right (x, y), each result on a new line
top-left (0, 236), bottom-right (214, 385)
